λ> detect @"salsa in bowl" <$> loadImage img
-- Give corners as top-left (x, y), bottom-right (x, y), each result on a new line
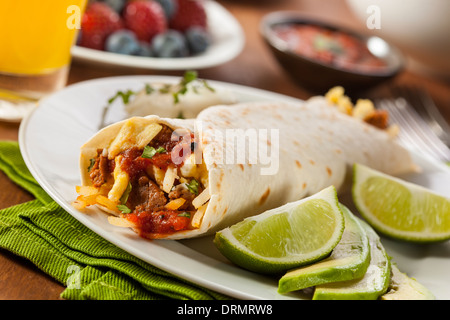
top-left (260, 11), bottom-right (404, 92)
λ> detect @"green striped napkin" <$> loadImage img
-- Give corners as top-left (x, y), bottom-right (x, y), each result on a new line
top-left (0, 140), bottom-right (228, 300)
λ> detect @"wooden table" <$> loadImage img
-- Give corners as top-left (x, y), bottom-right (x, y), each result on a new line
top-left (0, 0), bottom-right (448, 300)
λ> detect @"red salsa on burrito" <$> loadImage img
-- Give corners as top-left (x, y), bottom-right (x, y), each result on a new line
top-left (76, 124), bottom-right (207, 239)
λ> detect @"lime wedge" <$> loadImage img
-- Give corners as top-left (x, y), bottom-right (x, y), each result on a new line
top-left (381, 264), bottom-right (435, 300)
top-left (313, 220), bottom-right (391, 300)
top-left (214, 186), bottom-right (345, 274)
top-left (278, 205), bottom-right (371, 293)
top-left (352, 163), bottom-right (450, 243)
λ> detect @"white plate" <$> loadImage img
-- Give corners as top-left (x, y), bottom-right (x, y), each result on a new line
top-left (71, 1), bottom-right (245, 70)
top-left (19, 76), bottom-right (450, 300)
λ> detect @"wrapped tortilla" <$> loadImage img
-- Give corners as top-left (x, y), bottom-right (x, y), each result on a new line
top-left (74, 96), bottom-right (415, 240)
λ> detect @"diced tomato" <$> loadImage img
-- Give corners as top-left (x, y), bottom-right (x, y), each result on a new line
top-left (126, 210), bottom-right (191, 237)
top-left (150, 153), bottom-right (174, 170)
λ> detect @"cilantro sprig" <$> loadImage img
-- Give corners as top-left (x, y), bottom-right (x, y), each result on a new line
top-left (107, 89), bottom-right (137, 105)
top-left (141, 145), bottom-right (166, 159)
top-left (99, 70), bottom-right (215, 129)
top-left (178, 212), bottom-right (191, 218)
top-left (117, 204), bottom-right (131, 214)
top-left (186, 179), bottom-right (200, 195)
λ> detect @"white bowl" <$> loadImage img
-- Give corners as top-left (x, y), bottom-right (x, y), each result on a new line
top-left (346, 0), bottom-right (450, 78)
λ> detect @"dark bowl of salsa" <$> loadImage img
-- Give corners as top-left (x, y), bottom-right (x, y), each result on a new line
top-left (260, 11), bottom-right (404, 92)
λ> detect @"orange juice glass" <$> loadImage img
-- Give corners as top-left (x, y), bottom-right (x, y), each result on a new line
top-left (0, 0), bottom-right (87, 101)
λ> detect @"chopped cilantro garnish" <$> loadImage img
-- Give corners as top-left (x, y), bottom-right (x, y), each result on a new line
top-left (117, 204), bottom-right (131, 214)
top-left (119, 182), bottom-right (132, 205)
top-left (107, 89), bottom-right (137, 105)
top-left (145, 83), bottom-right (154, 94)
top-left (186, 179), bottom-right (200, 195)
top-left (99, 71), bottom-right (215, 129)
top-left (177, 111), bottom-right (185, 119)
top-left (141, 145), bottom-right (166, 159)
top-left (173, 70), bottom-right (199, 104)
top-left (178, 212), bottom-right (191, 218)
top-left (182, 70), bottom-right (199, 84)
top-left (201, 79), bottom-right (215, 93)
top-left (87, 158), bottom-right (96, 172)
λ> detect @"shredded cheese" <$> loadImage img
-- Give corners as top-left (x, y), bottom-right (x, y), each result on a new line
top-left (108, 216), bottom-right (135, 228)
top-left (192, 187), bottom-right (210, 209)
top-left (163, 165), bottom-right (178, 193)
top-left (152, 165), bottom-right (165, 188)
top-left (76, 185), bottom-right (99, 196)
top-left (191, 203), bottom-right (207, 229)
top-left (96, 195), bottom-right (120, 213)
top-left (165, 198), bottom-right (186, 210)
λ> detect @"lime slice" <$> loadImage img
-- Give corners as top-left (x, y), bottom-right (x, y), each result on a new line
top-left (278, 205), bottom-right (370, 293)
top-left (313, 220), bottom-right (391, 300)
top-left (213, 186), bottom-right (345, 274)
top-left (352, 163), bottom-right (450, 243)
top-left (381, 264), bottom-right (435, 300)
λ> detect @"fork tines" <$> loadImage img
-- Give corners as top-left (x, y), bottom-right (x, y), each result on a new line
top-left (377, 97), bottom-right (450, 163)
top-left (392, 86), bottom-right (450, 146)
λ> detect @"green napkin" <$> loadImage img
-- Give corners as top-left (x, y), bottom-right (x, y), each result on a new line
top-left (0, 140), bottom-right (228, 300)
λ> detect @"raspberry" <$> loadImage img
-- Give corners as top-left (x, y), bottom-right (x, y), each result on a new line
top-left (170, 0), bottom-right (207, 32)
top-left (123, 0), bottom-right (167, 42)
top-left (79, 2), bottom-right (123, 50)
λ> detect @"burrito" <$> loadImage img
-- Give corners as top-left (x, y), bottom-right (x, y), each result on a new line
top-left (74, 96), bottom-right (415, 240)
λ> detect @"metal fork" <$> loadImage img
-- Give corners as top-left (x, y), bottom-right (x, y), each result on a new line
top-left (376, 97), bottom-right (450, 162)
top-left (392, 86), bottom-right (450, 146)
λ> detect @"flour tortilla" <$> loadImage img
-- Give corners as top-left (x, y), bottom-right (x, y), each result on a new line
top-left (79, 96), bottom-right (415, 239)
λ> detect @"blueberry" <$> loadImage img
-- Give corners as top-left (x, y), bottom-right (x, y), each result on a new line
top-left (154, 0), bottom-right (177, 20)
top-left (151, 30), bottom-right (189, 58)
top-left (185, 27), bottom-right (211, 54)
top-left (105, 30), bottom-right (140, 55)
top-left (99, 0), bottom-right (126, 13)
top-left (133, 41), bottom-right (154, 57)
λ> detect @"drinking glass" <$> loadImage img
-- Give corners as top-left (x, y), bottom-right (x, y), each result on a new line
top-left (0, 0), bottom-right (87, 120)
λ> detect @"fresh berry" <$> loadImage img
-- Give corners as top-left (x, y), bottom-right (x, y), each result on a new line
top-left (99, 0), bottom-right (127, 13)
top-left (123, 0), bottom-right (167, 42)
top-left (152, 30), bottom-right (189, 57)
top-left (154, 0), bottom-right (177, 20)
top-left (79, 2), bottom-right (123, 50)
top-left (170, 0), bottom-right (207, 32)
top-left (105, 29), bottom-right (140, 55)
top-left (133, 41), bottom-right (155, 57)
top-left (185, 26), bottom-right (210, 54)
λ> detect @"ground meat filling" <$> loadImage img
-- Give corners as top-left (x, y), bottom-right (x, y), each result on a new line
top-left (168, 184), bottom-right (196, 211)
top-left (89, 149), bottom-right (112, 188)
top-left (148, 124), bottom-right (178, 151)
top-left (88, 124), bottom-right (198, 236)
top-left (127, 175), bottom-right (168, 213)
